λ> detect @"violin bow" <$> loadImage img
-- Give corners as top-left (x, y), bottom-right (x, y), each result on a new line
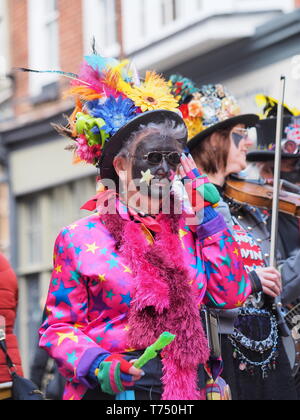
top-left (270, 75), bottom-right (285, 268)
top-left (269, 76), bottom-right (290, 337)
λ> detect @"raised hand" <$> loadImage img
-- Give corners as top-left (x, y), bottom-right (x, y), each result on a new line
top-left (179, 153), bottom-right (220, 213)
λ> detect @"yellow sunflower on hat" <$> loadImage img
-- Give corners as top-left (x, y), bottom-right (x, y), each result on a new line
top-left (122, 71), bottom-right (179, 113)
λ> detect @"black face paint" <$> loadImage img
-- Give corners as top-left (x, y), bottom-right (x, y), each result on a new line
top-left (131, 134), bottom-right (182, 199)
top-left (231, 132), bottom-right (244, 148)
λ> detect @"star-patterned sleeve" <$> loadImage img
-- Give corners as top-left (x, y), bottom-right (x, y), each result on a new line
top-left (196, 216), bottom-right (253, 309)
top-left (39, 228), bottom-right (109, 388)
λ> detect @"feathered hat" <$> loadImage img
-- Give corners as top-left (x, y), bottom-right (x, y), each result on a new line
top-left (22, 55), bottom-right (185, 182)
top-left (168, 75), bottom-right (258, 150)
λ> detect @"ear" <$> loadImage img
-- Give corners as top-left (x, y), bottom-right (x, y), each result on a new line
top-left (113, 155), bottom-right (130, 184)
top-left (210, 132), bottom-right (221, 150)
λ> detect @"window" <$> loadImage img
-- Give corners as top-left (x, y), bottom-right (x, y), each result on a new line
top-left (122, 0), bottom-right (207, 53)
top-left (28, 0), bottom-right (60, 96)
top-left (83, 0), bottom-right (120, 56)
top-left (26, 274), bottom-right (42, 367)
top-left (44, 0), bottom-right (59, 70)
top-left (24, 197), bottom-right (42, 265)
top-left (161, 0), bottom-right (178, 26)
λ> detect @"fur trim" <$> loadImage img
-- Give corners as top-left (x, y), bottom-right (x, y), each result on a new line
top-left (101, 211), bottom-right (209, 400)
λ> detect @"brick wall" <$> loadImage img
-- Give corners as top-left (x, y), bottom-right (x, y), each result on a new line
top-left (9, 0), bottom-right (30, 115)
top-left (59, 0), bottom-right (84, 82)
top-left (8, 0), bottom-right (84, 118)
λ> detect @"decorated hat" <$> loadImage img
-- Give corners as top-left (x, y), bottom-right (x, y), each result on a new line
top-left (23, 54), bottom-right (186, 182)
top-left (247, 95), bottom-right (300, 162)
top-left (168, 75), bottom-right (259, 151)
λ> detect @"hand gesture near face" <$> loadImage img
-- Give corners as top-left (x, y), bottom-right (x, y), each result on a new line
top-left (179, 153), bottom-right (220, 213)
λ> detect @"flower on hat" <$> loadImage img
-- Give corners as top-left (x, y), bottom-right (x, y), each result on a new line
top-left (45, 54), bottom-right (183, 165)
top-left (75, 135), bottom-right (102, 164)
top-left (185, 118), bottom-right (203, 140)
top-left (168, 77), bottom-right (244, 140)
top-left (87, 96), bottom-right (139, 136)
top-left (123, 71), bottom-right (178, 113)
top-left (168, 74), bottom-right (198, 104)
top-left (188, 99), bottom-right (203, 118)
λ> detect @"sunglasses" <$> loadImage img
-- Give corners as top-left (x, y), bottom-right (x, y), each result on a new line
top-left (281, 140), bottom-right (300, 154)
top-left (131, 151), bottom-right (182, 166)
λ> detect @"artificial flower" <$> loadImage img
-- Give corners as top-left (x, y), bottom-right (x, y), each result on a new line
top-left (124, 71), bottom-right (178, 112)
top-left (188, 99), bottom-right (203, 118)
top-left (75, 112), bottom-right (108, 147)
top-left (168, 74), bottom-right (199, 104)
top-left (87, 96), bottom-right (139, 136)
top-left (185, 118), bottom-right (203, 140)
top-left (75, 135), bottom-right (102, 164)
top-left (179, 104), bottom-right (189, 119)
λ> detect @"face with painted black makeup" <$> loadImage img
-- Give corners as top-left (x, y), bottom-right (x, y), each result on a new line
top-left (114, 129), bottom-right (184, 211)
top-left (130, 133), bottom-right (182, 199)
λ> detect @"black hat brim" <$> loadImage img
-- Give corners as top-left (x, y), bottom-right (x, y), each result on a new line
top-left (247, 150), bottom-right (300, 162)
top-left (188, 114), bottom-right (259, 151)
top-left (99, 110), bottom-right (186, 182)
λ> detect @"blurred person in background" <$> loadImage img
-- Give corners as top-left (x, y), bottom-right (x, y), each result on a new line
top-left (169, 76), bottom-right (297, 400)
top-left (247, 108), bottom-right (300, 304)
top-left (247, 109), bottom-right (300, 398)
top-left (0, 253), bottom-right (23, 400)
top-left (30, 295), bottom-right (65, 400)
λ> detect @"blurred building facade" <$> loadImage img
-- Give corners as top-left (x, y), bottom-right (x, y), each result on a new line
top-left (0, 0), bottom-right (12, 256)
top-left (0, 0), bottom-right (300, 374)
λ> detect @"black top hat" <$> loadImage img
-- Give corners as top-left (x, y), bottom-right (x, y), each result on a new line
top-left (247, 116), bottom-right (300, 162)
top-left (188, 114), bottom-right (259, 150)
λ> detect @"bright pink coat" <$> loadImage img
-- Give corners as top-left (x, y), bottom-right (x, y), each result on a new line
top-left (39, 203), bottom-right (252, 400)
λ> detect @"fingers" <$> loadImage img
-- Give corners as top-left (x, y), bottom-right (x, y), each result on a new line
top-left (261, 279), bottom-right (281, 297)
top-left (256, 267), bottom-right (282, 293)
top-left (106, 354), bottom-right (144, 378)
top-left (262, 286), bottom-right (280, 298)
top-left (179, 165), bottom-right (186, 180)
top-left (128, 364), bottom-right (144, 379)
top-left (180, 154), bottom-right (192, 174)
top-left (180, 154), bottom-right (200, 176)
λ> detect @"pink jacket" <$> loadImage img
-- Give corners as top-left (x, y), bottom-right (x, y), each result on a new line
top-left (39, 202), bottom-right (252, 400)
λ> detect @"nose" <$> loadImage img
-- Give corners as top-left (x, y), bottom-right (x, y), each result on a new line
top-left (243, 136), bottom-right (254, 149)
top-left (155, 158), bottom-right (170, 178)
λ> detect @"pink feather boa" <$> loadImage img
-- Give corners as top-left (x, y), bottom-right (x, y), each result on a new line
top-left (101, 211), bottom-right (210, 400)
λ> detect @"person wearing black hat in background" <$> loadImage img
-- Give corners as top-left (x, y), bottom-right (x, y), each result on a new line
top-left (247, 107), bottom-right (300, 397)
top-left (169, 77), bottom-right (298, 400)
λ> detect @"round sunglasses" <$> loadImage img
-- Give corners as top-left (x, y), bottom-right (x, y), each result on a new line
top-left (281, 139), bottom-right (300, 154)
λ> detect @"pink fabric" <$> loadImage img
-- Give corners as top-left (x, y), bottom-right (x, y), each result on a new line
top-left (39, 199), bottom-right (252, 400)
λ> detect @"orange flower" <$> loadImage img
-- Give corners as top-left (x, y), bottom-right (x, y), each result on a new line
top-left (188, 100), bottom-right (203, 118)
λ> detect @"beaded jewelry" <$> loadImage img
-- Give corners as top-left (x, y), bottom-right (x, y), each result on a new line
top-left (229, 307), bottom-right (279, 379)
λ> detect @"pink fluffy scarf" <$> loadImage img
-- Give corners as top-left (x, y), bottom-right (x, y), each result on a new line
top-left (101, 211), bottom-right (210, 400)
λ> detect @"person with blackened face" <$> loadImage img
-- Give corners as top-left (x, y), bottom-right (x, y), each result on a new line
top-left (39, 56), bottom-right (254, 401)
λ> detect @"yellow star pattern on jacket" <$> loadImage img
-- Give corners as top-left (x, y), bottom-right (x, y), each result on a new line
top-left (85, 242), bottom-right (100, 254)
top-left (57, 331), bottom-right (79, 346)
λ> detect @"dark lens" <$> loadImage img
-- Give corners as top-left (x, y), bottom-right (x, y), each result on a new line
top-left (167, 152), bottom-right (181, 165)
top-left (147, 152), bottom-right (163, 164)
